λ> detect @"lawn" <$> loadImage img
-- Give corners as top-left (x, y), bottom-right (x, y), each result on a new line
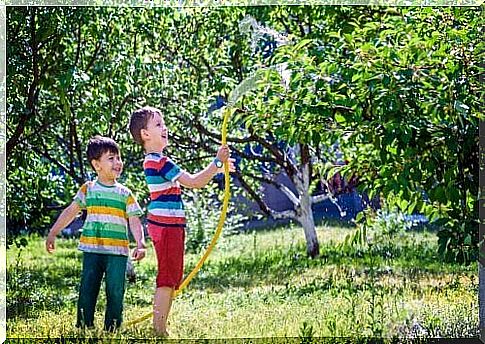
top-left (6, 222), bottom-right (478, 341)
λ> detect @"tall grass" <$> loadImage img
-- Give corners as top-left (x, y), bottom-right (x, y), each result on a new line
top-left (6, 223), bottom-right (478, 340)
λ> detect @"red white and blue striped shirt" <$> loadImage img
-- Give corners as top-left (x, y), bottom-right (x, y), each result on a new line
top-left (143, 152), bottom-right (186, 228)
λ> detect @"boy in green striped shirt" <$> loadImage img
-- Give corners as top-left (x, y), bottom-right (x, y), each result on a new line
top-left (46, 136), bottom-right (146, 331)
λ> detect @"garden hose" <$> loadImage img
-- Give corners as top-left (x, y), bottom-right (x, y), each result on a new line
top-left (124, 107), bottom-right (234, 328)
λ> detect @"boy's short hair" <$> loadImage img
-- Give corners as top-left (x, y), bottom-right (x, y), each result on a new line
top-left (129, 106), bottom-right (162, 146)
top-left (87, 135), bottom-right (120, 170)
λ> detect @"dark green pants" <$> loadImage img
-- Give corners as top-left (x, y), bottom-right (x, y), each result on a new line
top-left (76, 252), bottom-right (127, 331)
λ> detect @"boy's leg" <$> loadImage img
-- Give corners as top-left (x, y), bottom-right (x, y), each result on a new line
top-left (104, 254), bottom-right (128, 332)
top-left (153, 287), bottom-right (173, 335)
top-left (151, 228), bottom-right (173, 335)
top-left (148, 224), bottom-right (185, 335)
top-left (77, 252), bottom-right (104, 328)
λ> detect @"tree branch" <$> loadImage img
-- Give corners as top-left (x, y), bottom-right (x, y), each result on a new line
top-left (278, 183), bottom-right (300, 206)
top-left (278, 17), bottom-right (291, 35)
top-left (233, 170), bottom-right (297, 219)
top-left (241, 169), bottom-right (299, 207)
top-left (230, 145), bottom-right (280, 165)
top-left (244, 168), bottom-right (300, 207)
top-left (233, 170), bottom-right (271, 217)
top-left (85, 40), bottom-right (103, 72)
top-left (74, 22), bottom-right (82, 67)
top-left (26, 141), bottom-right (84, 185)
top-left (192, 118), bottom-right (256, 144)
top-left (7, 9), bottom-right (41, 158)
top-left (250, 128), bottom-right (299, 178)
top-left (72, 108), bottom-right (85, 180)
top-left (311, 193), bottom-right (332, 204)
top-left (110, 94), bottom-right (132, 140)
top-left (270, 210), bottom-right (297, 220)
top-left (300, 143), bottom-right (311, 184)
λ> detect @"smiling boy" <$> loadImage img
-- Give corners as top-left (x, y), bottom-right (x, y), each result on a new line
top-left (46, 135), bottom-right (146, 331)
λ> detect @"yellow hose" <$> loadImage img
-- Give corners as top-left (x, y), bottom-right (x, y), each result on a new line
top-left (125, 107), bottom-right (234, 327)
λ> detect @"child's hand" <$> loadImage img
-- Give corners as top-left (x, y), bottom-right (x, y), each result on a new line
top-left (45, 234), bottom-right (56, 253)
top-left (216, 158), bottom-right (236, 174)
top-left (132, 247), bottom-right (146, 261)
top-left (216, 144), bottom-right (231, 162)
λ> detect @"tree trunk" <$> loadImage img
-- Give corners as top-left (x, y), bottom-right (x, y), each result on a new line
top-left (297, 197), bottom-right (319, 258)
top-left (296, 174), bottom-right (319, 258)
top-left (294, 144), bottom-right (320, 258)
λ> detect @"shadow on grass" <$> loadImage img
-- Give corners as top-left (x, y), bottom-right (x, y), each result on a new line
top-left (8, 232), bottom-right (468, 321)
top-left (7, 248), bottom-right (156, 320)
top-left (7, 264), bottom-right (80, 319)
top-left (7, 245), bottom-right (84, 320)
top-left (188, 239), bottom-right (463, 294)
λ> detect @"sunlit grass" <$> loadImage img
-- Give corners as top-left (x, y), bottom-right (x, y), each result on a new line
top-left (7, 223), bottom-right (478, 340)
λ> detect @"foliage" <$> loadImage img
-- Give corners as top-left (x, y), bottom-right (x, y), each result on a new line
top-left (246, 6), bottom-right (482, 263)
top-left (298, 321), bottom-right (315, 343)
top-left (7, 7), bottom-right (145, 233)
top-left (367, 210), bottom-right (411, 249)
top-left (184, 183), bottom-right (250, 254)
top-left (225, 6), bottom-right (482, 262)
top-left (327, 7), bottom-right (482, 263)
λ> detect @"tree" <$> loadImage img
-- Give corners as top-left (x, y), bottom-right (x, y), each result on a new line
top-left (130, 6), bottom-right (347, 258)
top-left (7, 7), bottom-right (152, 233)
top-left (324, 7), bottom-right (482, 264)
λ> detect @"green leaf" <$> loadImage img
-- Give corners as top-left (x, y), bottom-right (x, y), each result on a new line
top-left (399, 199), bottom-right (409, 212)
top-left (335, 114), bottom-right (346, 124)
top-left (408, 200), bottom-right (417, 214)
top-left (355, 211), bottom-right (364, 223)
top-left (294, 39), bottom-right (313, 51)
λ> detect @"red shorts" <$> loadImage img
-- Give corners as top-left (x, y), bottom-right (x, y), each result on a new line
top-left (147, 223), bottom-right (185, 290)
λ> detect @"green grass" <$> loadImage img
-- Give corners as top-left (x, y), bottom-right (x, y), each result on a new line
top-left (6, 223), bottom-right (478, 340)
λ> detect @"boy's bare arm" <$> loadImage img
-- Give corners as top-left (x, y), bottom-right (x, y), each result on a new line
top-left (128, 216), bottom-right (146, 261)
top-left (45, 201), bottom-right (81, 253)
top-left (178, 144), bottom-right (235, 189)
top-left (177, 162), bottom-right (220, 189)
top-left (178, 157), bottom-right (236, 189)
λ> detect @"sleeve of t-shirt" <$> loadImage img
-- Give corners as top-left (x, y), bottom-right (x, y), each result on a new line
top-left (126, 192), bottom-right (143, 218)
top-left (160, 157), bottom-right (183, 182)
top-left (73, 182), bottom-right (88, 209)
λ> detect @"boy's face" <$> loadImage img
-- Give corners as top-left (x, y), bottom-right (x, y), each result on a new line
top-left (91, 151), bottom-right (123, 182)
top-left (143, 112), bottom-right (168, 150)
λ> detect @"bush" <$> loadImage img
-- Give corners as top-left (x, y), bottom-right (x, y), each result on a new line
top-left (184, 184), bottom-right (249, 254)
top-left (368, 210), bottom-right (410, 244)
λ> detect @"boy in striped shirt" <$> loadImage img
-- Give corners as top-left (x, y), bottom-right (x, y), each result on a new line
top-left (129, 106), bottom-right (235, 336)
top-left (45, 136), bottom-right (146, 331)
